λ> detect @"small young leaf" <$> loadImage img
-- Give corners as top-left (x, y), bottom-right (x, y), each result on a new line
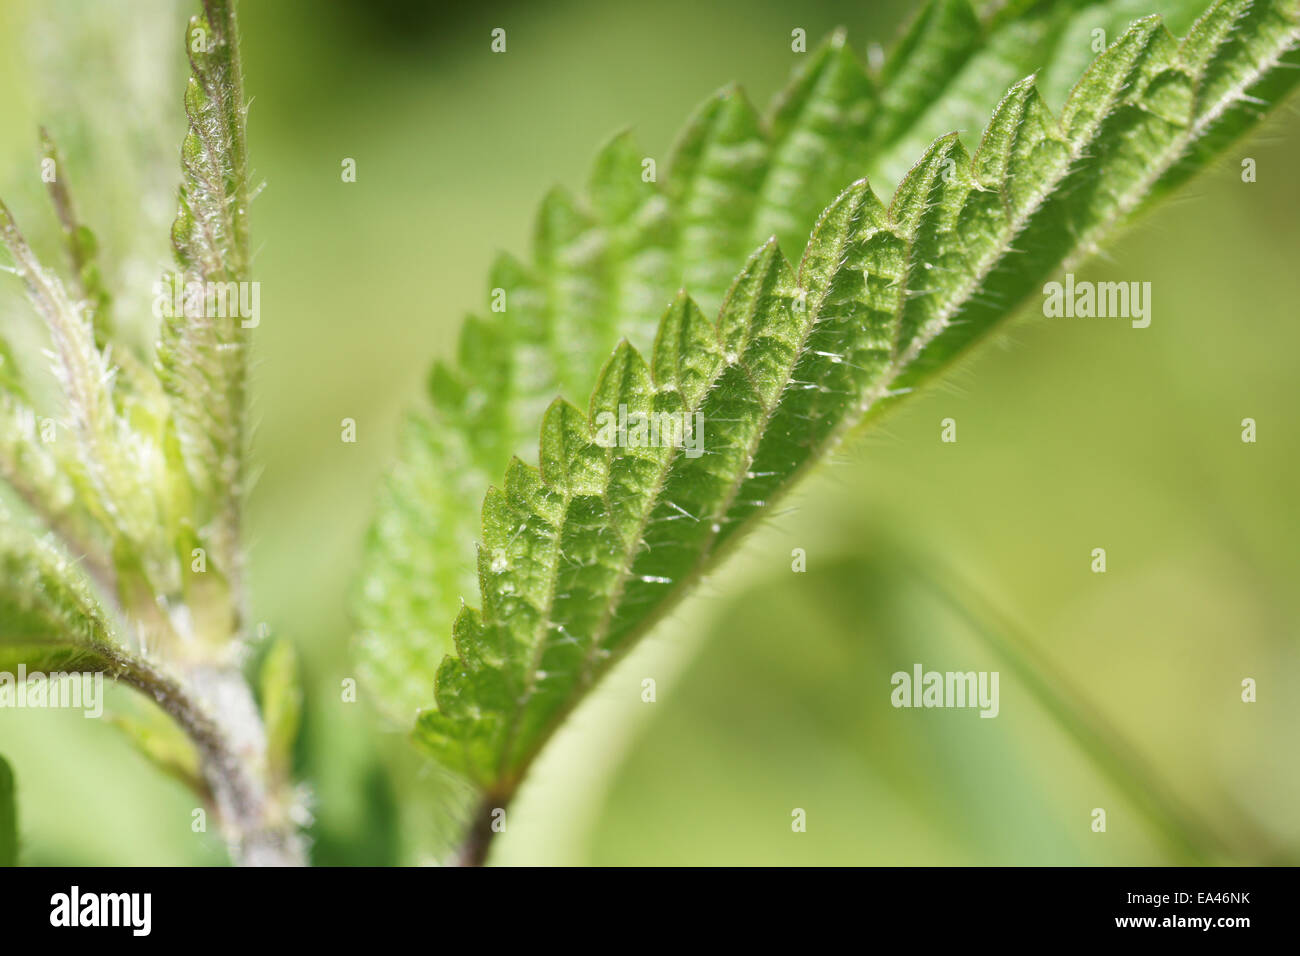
top-left (0, 389), bottom-right (105, 578)
top-left (0, 201), bottom-right (135, 534)
top-left (39, 127), bottom-right (114, 348)
top-left (107, 708), bottom-right (207, 800)
top-left (156, 0), bottom-right (253, 593)
top-left (259, 637), bottom-right (302, 787)
top-left (0, 522), bottom-right (125, 676)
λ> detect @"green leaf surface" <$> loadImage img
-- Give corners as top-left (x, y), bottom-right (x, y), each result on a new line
top-left (356, 0), bottom-right (1222, 724)
top-left (39, 127), bottom-right (114, 349)
top-left (156, 0), bottom-right (252, 588)
top-left (397, 0), bottom-right (1300, 796)
top-left (259, 637), bottom-right (302, 786)
top-left (0, 523), bottom-right (125, 675)
top-left (107, 706), bottom-right (206, 799)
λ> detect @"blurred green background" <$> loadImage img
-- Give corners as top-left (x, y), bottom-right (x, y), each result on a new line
top-left (0, 0), bottom-right (1296, 865)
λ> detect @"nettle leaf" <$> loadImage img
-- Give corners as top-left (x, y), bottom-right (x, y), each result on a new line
top-left (258, 637), bottom-right (302, 788)
top-left (0, 387), bottom-right (102, 567)
top-left (404, 0), bottom-right (1300, 797)
top-left (0, 524), bottom-right (126, 676)
top-left (356, 0), bottom-right (1218, 723)
top-left (157, 0), bottom-right (253, 590)
top-left (39, 127), bottom-right (114, 349)
top-left (0, 202), bottom-right (146, 549)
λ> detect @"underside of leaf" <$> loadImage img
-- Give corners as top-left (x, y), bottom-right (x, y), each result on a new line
top-left (399, 0), bottom-right (1300, 797)
top-left (357, 0), bottom-right (1226, 724)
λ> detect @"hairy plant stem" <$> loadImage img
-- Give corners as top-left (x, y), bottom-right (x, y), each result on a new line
top-left (456, 795), bottom-right (508, 867)
top-left (166, 0), bottom-right (282, 863)
top-left (113, 648), bottom-right (304, 866)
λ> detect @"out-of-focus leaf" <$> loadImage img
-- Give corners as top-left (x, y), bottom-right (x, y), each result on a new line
top-left (259, 637), bottom-right (302, 785)
top-left (0, 522), bottom-right (124, 676)
top-left (107, 706), bottom-right (205, 799)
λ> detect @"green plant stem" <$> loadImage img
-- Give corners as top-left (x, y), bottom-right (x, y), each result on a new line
top-left (113, 649), bottom-right (304, 866)
top-left (456, 796), bottom-right (507, 867)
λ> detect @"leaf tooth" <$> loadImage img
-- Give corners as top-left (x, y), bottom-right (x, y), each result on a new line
top-left (797, 178), bottom-right (886, 301)
top-left (972, 74), bottom-right (1039, 186)
top-left (888, 130), bottom-right (962, 231)
top-left (667, 84), bottom-right (762, 201)
top-left (585, 130), bottom-right (679, 356)
top-left (477, 484), bottom-right (516, 573)
top-left (534, 187), bottom-right (608, 397)
top-left (1184, 0), bottom-right (1295, 120)
top-left (650, 293), bottom-right (722, 408)
top-left (765, 30), bottom-right (859, 137)
top-left (449, 604), bottom-right (495, 671)
top-left (535, 185), bottom-right (595, 252)
top-left (479, 462), bottom-right (555, 630)
top-left (756, 31), bottom-right (876, 250)
top-left (500, 457), bottom-right (548, 521)
top-left (897, 136), bottom-right (975, 359)
top-left (591, 340), bottom-right (654, 422)
top-left (1002, 85), bottom-right (1068, 213)
top-left (487, 250), bottom-right (544, 344)
top-left (587, 129), bottom-right (653, 220)
top-left (669, 85), bottom-right (769, 312)
top-left (424, 649), bottom-right (507, 784)
top-left (539, 397), bottom-right (605, 497)
top-left (962, 78), bottom-right (1062, 275)
top-left (1060, 15), bottom-right (1166, 143)
top-left (872, 0), bottom-right (982, 145)
top-left (1180, 0), bottom-right (1256, 81)
top-left (716, 238), bottom-right (796, 364)
top-left (455, 314), bottom-right (508, 391)
top-left (413, 704), bottom-right (471, 779)
top-left (427, 357), bottom-right (466, 411)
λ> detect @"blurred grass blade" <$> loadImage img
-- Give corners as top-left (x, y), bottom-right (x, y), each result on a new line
top-left (903, 554), bottom-right (1236, 864)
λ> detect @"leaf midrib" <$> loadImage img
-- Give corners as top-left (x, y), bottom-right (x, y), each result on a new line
top-left (507, 8), bottom-right (1300, 785)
